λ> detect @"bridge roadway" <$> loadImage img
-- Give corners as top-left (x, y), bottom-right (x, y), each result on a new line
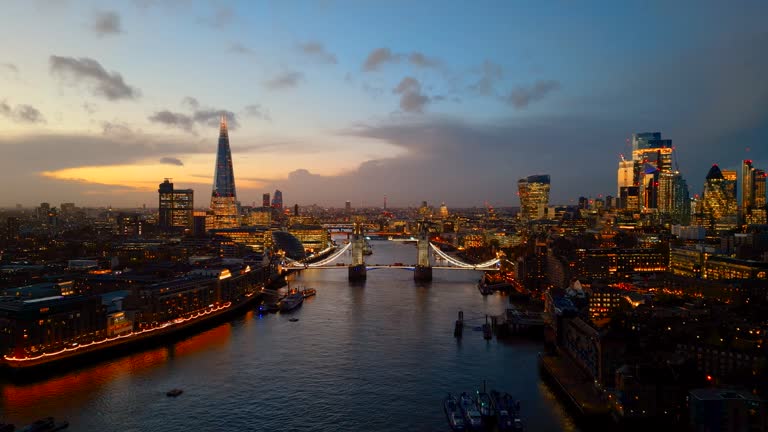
top-left (296, 265), bottom-right (498, 271)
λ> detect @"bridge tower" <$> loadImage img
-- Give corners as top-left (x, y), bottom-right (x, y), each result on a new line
top-left (348, 221), bottom-right (367, 281)
top-left (414, 220), bottom-right (432, 281)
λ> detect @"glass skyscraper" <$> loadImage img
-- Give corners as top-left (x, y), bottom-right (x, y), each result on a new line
top-left (518, 174), bottom-right (551, 222)
top-left (742, 160), bottom-right (767, 225)
top-left (702, 164), bottom-right (738, 232)
top-left (210, 114), bottom-right (239, 229)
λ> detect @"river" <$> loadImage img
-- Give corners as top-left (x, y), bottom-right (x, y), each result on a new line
top-left (0, 240), bottom-right (578, 431)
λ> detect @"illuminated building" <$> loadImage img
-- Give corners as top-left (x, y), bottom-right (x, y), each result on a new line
top-left (211, 227), bottom-right (268, 253)
top-left (588, 286), bottom-right (623, 321)
top-left (262, 193), bottom-right (270, 208)
top-left (518, 174), bottom-right (551, 222)
top-left (244, 208), bottom-right (271, 226)
top-left (658, 171), bottom-right (690, 224)
top-left (439, 202), bottom-right (449, 218)
top-left (742, 160), bottom-right (767, 225)
top-left (271, 190), bottom-right (283, 209)
top-left (617, 159), bottom-right (634, 196)
top-left (209, 114), bottom-right (239, 229)
top-left (620, 186), bottom-right (640, 211)
top-left (703, 256), bottom-right (768, 280)
top-left (702, 165), bottom-right (738, 232)
top-left (158, 179), bottom-right (194, 232)
top-left (288, 224), bottom-right (330, 252)
top-left (630, 132), bottom-right (674, 210)
top-left (575, 248), bottom-right (667, 281)
top-left (345, 201), bottom-right (351, 214)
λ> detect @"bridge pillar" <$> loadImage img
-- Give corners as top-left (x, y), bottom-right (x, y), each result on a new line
top-left (414, 220), bottom-right (432, 282)
top-left (348, 222), bottom-right (367, 281)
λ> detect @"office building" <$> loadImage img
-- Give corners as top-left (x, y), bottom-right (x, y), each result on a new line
top-left (209, 115), bottom-right (239, 229)
top-left (617, 159), bottom-right (634, 196)
top-left (702, 165), bottom-right (738, 232)
top-left (262, 193), bottom-right (270, 208)
top-left (345, 201), bottom-right (352, 214)
top-left (158, 179), bottom-right (194, 232)
top-left (620, 186), bottom-right (640, 211)
top-left (271, 190), bottom-right (283, 210)
top-left (518, 175), bottom-right (551, 222)
top-left (742, 160), bottom-right (767, 225)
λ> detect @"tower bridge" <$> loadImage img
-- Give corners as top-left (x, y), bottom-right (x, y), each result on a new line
top-left (285, 221), bottom-right (503, 281)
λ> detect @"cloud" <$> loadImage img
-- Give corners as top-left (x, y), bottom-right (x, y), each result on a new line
top-left (297, 42), bottom-right (337, 64)
top-left (148, 102), bottom-right (240, 133)
top-left (148, 110), bottom-right (194, 131)
top-left (82, 102), bottom-right (97, 114)
top-left (506, 80), bottom-right (561, 109)
top-left (243, 104), bottom-right (271, 121)
top-left (363, 48), bottom-right (398, 71)
top-left (181, 96), bottom-right (199, 109)
top-left (393, 77), bottom-right (429, 113)
top-left (408, 52), bottom-right (440, 68)
top-left (229, 43), bottom-right (254, 56)
top-left (0, 100), bottom-right (46, 124)
top-left (159, 156), bottom-right (183, 166)
top-left (362, 48), bottom-right (440, 71)
top-left (264, 71), bottom-right (303, 90)
top-left (49, 56), bottom-right (140, 101)
top-left (470, 60), bottom-right (504, 96)
top-left (91, 10), bottom-right (122, 36)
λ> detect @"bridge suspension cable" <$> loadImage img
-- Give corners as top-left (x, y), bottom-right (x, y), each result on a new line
top-left (286, 242), bottom-right (352, 268)
top-left (429, 243), bottom-right (500, 269)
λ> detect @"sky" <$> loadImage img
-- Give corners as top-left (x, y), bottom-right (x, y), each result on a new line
top-left (1, 0), bottom-right (767, 208)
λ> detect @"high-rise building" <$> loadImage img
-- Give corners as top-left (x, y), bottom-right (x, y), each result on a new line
top-left (630, 132), bottom-right (674, 210)
top-left (210, 114), bottom-right (239, 229)
top-left (294, 204), bottom-right (299, 216)
top-left (262, 193), bottom-right (270, 208)
top-left (158, 179), bottom-right (194, 232)
top-left (518, 175), bottom-right (551, 222)
top-left (702, 164), bottom-right (738, 232)
top-left (742, 160), bottom-right (767, 225)
top-left (617, 159), bottom-right (634, 196)
top-left (271, 190), bottom-right (283, 209)
top-left (6, 217), bottom-right (20, 241)
top-left (620, 186), bottom-right (640, 211)
top-left (658, 171), bottom-right (691, 224)
top-left (345, 201), bottom-right (352, 214)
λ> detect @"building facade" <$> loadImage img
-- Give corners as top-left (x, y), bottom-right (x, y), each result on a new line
top-left (518, 174), bottom-right (551, 222)
top-left (158, 179), bottom-right (194, 232)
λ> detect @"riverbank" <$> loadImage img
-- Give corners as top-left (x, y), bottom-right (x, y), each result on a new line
top-left (1, 291), bottom-right (263, 377)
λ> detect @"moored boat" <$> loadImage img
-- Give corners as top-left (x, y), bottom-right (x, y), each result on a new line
top-left (458, 392), bottom-right (483, 430)
top-left (166, 388), bottom-right (183, 397)
top-left (301, 288), bottom-right (316, 298)
top-left (279, 292), bottom-right (304, 312)
top-left (19, 417), bottom-right (68, 432)
top-left (443, 393), bottom-right (466, 431)
top-left (490, 390), bottom-right (523, 431)
top-left (475, 391), bottom-right (495, 420)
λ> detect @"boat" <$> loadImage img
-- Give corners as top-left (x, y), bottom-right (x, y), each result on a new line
top-left (490, 390), bottom-right (523, 431)
top-left (301, 288), bottom-right (316, 298)
top-left (288, 318), bottom-right (299, 322)
top-left (279, 292), bottom-right (304, 312)
top-left (443, 393), bottom-right (466, 431)
top-left (475, 391), bottom-right (495, 420)
top-left (166, 389), bottom-right (183, 397)
top-left (19, 417), bottom-right (68, 432)
top-left (458, 392), bottom-right (483, 430)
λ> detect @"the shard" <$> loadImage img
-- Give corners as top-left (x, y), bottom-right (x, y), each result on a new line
top-left (209, 114), bottom-right (239, 229)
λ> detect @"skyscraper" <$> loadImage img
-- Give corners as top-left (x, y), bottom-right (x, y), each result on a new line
top-left (271, 190), bottom-right (283, 209)
top-left (209, 114), bottom-right (239, 229)
top-left (617, 159), bottom-right (634, 196)
top-left (742, 160), bottom-right (767, 225)
top-left (262, 193), bottom-right (270, 208)
top-left (630, 132), bottom-right (673, 210)
top-left (158, 179), bottom-right (194, 232)
top-left (702, 164), bottom-right (738, 232)
top-left (518, 175), bottom-right (551, 222)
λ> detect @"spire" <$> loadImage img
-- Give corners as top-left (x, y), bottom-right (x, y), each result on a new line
top-left (219, 113), bottom-right (228, 138)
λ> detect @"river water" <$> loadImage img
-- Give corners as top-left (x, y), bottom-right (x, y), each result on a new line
top-left (0, 240), bottom-right (578, 431)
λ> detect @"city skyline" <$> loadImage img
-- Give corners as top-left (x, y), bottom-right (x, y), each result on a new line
top-left (1, 1), bottom-right (767, 207)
